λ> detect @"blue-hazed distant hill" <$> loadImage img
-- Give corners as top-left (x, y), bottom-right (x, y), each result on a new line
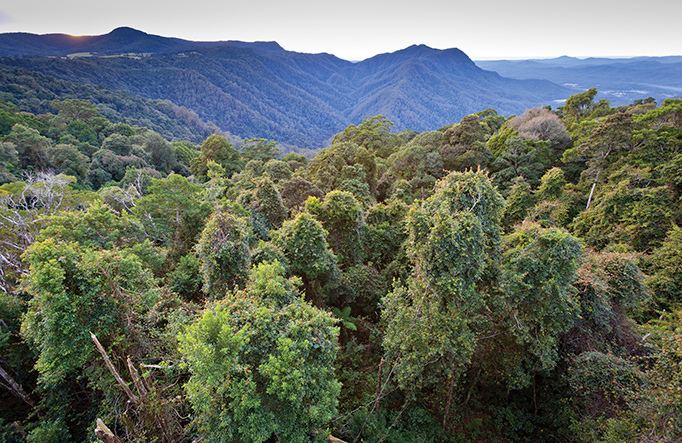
top-left (476, 56), bottom-right (682, 107)
top-left (0, 27), bottom-right (575, 146)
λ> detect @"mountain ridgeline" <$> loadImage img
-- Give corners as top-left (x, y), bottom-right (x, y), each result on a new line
top-left (0, 27), bottom-right (570, 146)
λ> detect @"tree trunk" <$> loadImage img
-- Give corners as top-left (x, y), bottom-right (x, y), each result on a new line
top-left (0, 363), bottom-right (34, 406)
top-left (94, 419), bottom-right (123, 443)
top-left (585, 170), bottom-right (601, 210)
top-left (373, 357), bottom-right (385, 412)
top-left (442, 372), bottom-right (457, 429)
top-left (90, 332), bottom-right (138, 403)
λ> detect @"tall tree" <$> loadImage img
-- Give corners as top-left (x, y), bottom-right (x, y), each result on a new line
top-left (579, 112), bottom-right (633, 209)
top-left (196, 206), bottom-right (252, 297)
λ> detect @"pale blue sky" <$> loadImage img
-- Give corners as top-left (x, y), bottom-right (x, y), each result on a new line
top-left (0, 0), bottom-right (680, 60)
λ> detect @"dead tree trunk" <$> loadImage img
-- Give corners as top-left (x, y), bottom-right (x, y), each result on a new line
top-left (94, 419), bottom-right (123, 443)
top-left (126, 357), bottom-right (148, 399)
top-left (90, 332), bottom-right (138, 403)
top-left (0, 362), bottom-right (34, 406)
top-left (585, 169), bottom-right (600, 210)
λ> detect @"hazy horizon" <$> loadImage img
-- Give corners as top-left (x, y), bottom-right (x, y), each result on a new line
top-left (0, 25), bottom-right (680, 62)
top-left (1, 0), bottom-right (680, 60)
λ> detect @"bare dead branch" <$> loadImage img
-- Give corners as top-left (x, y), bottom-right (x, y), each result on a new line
top-left (90, 332), bottom-right (139, 403)
top-left (94, 418), bottom-right (124, 443)
top-left (0, 363), bottom-right (34, 406)
top-left (126, 357), bottom-right (148, 399)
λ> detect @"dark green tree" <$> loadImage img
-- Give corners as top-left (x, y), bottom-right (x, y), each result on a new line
top-left (196, 206), bottom-right (252, 297)
top-left (305, 190), bottom-right (365, 266)
top-left (191, 134), bottom-right (242, 179)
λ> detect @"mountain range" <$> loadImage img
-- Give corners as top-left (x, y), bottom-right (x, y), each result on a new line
top-left (0, 28), bottom-right (678, 146)
top-left (0, 27), bottom-right (572, 146)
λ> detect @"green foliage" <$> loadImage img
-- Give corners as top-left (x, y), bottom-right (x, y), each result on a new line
top-left (639, 309), bottom-right (682, 440)
top-left (537, 167), bottom-right (567, 200)
top-left (378, 143), bottom-right (442, 200)
top-left (240, 138), bottom-right (279, 162)
top-left (21, 239), bottom-right (157, 386)
top-left (332, 115), bottom-right (400, 158)
top-left (576, 251), bottom-right (648, 331)
top-left (262, 158), bottom-right (292, 182)
top-left (168, 253), bottom-right (203, 300)
top-left (282, 176), bottom-right (324, 213)
top-left (178, 261), bottom-right (340, 443)
top-left (334, 264), bottom-right (386, 315)
top-left (490, 135), bottom-right (550, 187)
top-left (27, 418), bottom-right (71, 443)
top-left (383, 170), bottom-right (503, 392)
top-left (306, 190), bottom-right (365, 266)
top-left (38, 201), bottom-right (144, 247)
top-left (240, 176), bottom-right (288, 237)
top-left (441, 113), bottom-right (496, 172)
top-left (133, 173), bottom-right (211, 255)
top-left (172, 140), bottom-right (199, 170)
top-left (144, 131), bottom-right (176, 173)
top-left (191, 134), bottom-right (242, 179)
top-left (562, 88), bottom-right (598, 122)
top-left (572, 169), bottom-right (675, 250)
top-left (306, 142), bottom-right (378, 195)
top-left (332, 306), bottom-right (358, 331)
top-left (342, 405), bottom-right (447, 443)
top-left (498, 223), bottom-right (582, 385)
top-left (502, 177), bottom-right (535, 229)
top-left (46, 143), bottom-right (89, 181)
top-left (647, 225), bottom-right (682, 309)
top-left (568, 352), bottom-right (645, 417)
top-left (364, 198), bottom-right (408, 269)
top-left (418, 169), bottom-right (505, 271)
top-left (196, 207), bottom-right (252, 297)
top-left (272, 212), bottom-right (338, 302)
top-left (5, 123), bottom-right (50, 170)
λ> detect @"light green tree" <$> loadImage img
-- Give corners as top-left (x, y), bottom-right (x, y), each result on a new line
top-left (272, 212), bottom-right (338, 304)
top-left (179, 261), bottom-right (340, 443)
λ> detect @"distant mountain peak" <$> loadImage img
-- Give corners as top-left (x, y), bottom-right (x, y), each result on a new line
top-left (406, 43), bottom-right (435, 51)
top-left (108, 27), bottom-right (147, 36)
top-left (363, 44), bottom-right (474, 69)
top-left (226, 40), bottom-right (284, 52)
top-left (398, 44), bottom-right (438, 56)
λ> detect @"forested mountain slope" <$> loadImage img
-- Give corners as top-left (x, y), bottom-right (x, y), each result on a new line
top-left (0, 28), bottom-right (570, 146)
top-left (0, 65), bottom-right (219, 142)
top-left (0, 88), bottom-right (680, 442)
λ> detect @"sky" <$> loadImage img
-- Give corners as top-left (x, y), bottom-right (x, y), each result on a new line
top-left (0, 0), bottom-right (680, 60)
